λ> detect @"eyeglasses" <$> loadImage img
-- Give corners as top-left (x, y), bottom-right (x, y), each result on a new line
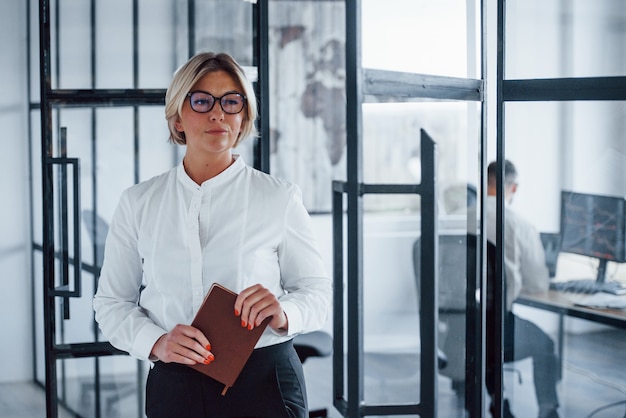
top-left (186, 91), bottom-right (247, 114)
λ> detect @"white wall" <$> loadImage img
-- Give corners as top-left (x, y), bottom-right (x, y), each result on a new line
top-left (0, 1), bottom-right (32, 383)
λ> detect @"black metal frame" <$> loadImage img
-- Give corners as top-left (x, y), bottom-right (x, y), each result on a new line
top-left (332, 131), bottom-right (439, 417)
top-left (35, 1), bottom-right (271, 417)
top-left (492, 1), bottom-right (626, 417)
top-left (37, 0), bottom-right (160, 415)
top-left (252, 0), bottom-right (271, 174)
top-left (333, 1), bottom-right (486, 417)
top-left (490, 1), bottom-right (507, 416)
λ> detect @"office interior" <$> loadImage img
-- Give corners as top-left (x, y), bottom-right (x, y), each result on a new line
top-left (1, 0), bottom-right (626, 417)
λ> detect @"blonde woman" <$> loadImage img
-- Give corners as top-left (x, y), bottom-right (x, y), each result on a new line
top-left (94, 52), bottom-right (331, 418)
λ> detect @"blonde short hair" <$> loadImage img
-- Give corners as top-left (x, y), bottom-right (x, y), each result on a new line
top-left (165, 52), bottom-right (258, 146)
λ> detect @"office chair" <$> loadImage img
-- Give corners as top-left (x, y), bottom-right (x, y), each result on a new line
top-left (412, 235), bottom-right (466, 393)
top-left (413, 234), bottom-right (526, 400)
top-left (293, 331), bottom-right (333, 418)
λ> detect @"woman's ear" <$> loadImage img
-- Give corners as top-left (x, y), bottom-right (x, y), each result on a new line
top-left (174, 117), bottom-right (184, 132)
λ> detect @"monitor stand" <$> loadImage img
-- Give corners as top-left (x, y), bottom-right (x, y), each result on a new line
top-left (593, 259), bottom-right (626, 294)
top-left (596, 259), bottom-right (608, 284)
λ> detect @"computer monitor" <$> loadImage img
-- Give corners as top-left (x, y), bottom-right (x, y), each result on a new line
top-left (559, 190), bottom-right (626, 283)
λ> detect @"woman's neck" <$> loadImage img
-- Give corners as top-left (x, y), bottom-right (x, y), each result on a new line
top-left (183, 152), bottom-right (235, 185)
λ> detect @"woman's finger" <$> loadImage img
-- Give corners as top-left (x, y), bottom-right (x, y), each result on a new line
top-left (235, 285), bottom-right (287, 331)
top-left (151, 324), bottom-right (214, 364)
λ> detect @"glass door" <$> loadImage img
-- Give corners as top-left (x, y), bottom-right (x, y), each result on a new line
top-left (331, 0), bottom-right (487, 416)
top-left (30, 1), bottom-right (259, 416)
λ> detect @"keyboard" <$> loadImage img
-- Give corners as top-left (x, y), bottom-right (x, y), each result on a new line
top-left (550, 279), bottom-right (626, 295)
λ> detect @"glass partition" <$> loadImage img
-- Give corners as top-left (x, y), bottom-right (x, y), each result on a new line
top-left (503, 100), bottom-right (626, 417)
top-left (505, 0), bottom-right (626, 79)
top-left (500, 2), bottom-right (626, 418)
top-left (30, 0), bottom-right (256, 416)
top-left (362, 0), bottom-right (480, 78)
top-left (362, 195), bottom-right (422, 406)
top-left (55, 357), bottom-right (148, 417)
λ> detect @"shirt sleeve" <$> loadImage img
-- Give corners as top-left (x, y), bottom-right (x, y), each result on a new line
top-left (275, 185), bottom-right (332, 336)
top-left (92, 191), bottom-right (166, 360)
top-left (503, 208), bottom-right (549, 309)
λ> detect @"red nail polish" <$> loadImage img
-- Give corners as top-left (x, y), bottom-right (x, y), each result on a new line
top-left (207, 353), bottom-right (215, 361)
top-left (241, 320), bottom-right (246, 327)
top-left (234, 309), bottom-right (240, 316)
top-left (203, 358), bottom-right (212, 365)
top-left (206, 344), bottom-right (211, 351)
top-left (247, 323), bottom-right (253, 331)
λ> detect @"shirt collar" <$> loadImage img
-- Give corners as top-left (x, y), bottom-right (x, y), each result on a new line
top-left (176, 154), bottom-right (246, 190)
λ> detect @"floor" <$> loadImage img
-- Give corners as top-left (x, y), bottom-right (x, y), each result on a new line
top-left (0, 381), bottom-right (73, 418)
top-left (302, 328), bottom-right (626, 418)
top-left (2, 329), bottom-right (625, 418)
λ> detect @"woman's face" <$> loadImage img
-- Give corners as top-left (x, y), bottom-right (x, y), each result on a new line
top-left (175, 70), bottom-right (245, 159)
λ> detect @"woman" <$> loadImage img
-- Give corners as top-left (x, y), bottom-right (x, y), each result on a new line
top-left (93, 52), bottom-right (332, 418)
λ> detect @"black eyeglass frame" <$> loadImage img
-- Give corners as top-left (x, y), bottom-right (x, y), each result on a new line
top-left (186, 90), bottom-right (247, 114)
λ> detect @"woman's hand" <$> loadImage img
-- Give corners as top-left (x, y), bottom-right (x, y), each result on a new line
top-left (150, 324), bottom-right (214, 365)
top-left (234, 284), bottom-right (288, 333)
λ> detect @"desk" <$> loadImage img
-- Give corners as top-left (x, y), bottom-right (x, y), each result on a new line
top-left (516, 290), bottom-right (626, 330)
top-left (516, 290), bottom-right (626, 379)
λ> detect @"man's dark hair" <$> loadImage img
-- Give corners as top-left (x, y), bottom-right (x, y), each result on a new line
top-left (488, 160), bottom-right (518, 186)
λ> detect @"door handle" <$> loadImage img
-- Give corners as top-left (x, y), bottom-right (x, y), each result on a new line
top-left (48, 156), bottom-right (82, 299)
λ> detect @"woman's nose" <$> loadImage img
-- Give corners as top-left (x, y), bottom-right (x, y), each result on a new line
top-left (207, 103), bottom-right (225, 120)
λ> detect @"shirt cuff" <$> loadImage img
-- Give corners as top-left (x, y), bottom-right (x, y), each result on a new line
top-left (132, 323), bottom-right (167, 361)
top-left (277, 300), bottom-right (302, 337)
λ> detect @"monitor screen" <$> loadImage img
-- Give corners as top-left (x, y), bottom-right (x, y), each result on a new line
top-left (560, 191), bottom-right (626, 264)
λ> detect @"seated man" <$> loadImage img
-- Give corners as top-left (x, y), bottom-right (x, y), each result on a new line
top-left (479, 160), bottom-right (560, 418)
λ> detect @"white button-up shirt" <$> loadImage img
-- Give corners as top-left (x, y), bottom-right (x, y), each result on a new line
top-left (484, 196), bottom-right (549, 310)
top-left (93, 156), bottom-right (331, 361)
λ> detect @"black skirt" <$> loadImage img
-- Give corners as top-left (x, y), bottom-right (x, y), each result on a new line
top-left (145, 340), bottom-right (308, 418)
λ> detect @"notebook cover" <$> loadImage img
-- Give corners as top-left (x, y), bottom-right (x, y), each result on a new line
top-left (188, 283), bottom-right (269, 394)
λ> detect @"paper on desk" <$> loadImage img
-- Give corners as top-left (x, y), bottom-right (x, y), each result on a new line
top-left (574, 293), bottom-right (626, 309)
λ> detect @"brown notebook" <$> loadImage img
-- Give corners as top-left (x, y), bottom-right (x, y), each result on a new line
top-left (188, 283), bottom-right (270, 395)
